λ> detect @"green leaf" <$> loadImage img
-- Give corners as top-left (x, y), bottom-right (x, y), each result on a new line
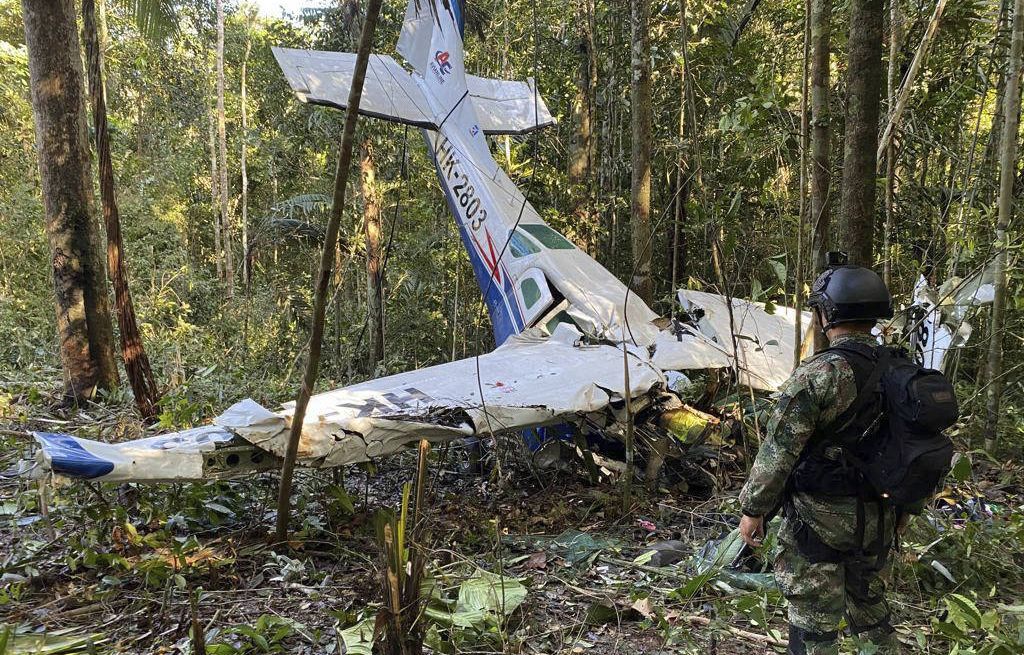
top-left (751, 277), bottom-right (763, 300)
top-left (2, 628), bottom-right (106, 654)
top-left (425, 571), bottom-right (527, 629)
top-left (945, 593), bottom-right (983, 632)
top-left (204, 502), bottom-right (235, 516)
top-left (768, 259), bottom-right (786, 284)
top-left (338, 618), bottom-right (376, 655)
top-left (950, 454), bottom-right (972, 482)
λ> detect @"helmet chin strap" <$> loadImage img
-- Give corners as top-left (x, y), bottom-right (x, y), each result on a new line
top-left (813, 308), bottom-right (830, 340)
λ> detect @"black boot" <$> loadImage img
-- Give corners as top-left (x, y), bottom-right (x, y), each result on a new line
top-left (788, 625), bottom-right (807, 655)
top-left (789, 625), bottom-right (837, 655)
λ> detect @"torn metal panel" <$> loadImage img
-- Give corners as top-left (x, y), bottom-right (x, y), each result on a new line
top-left (894, 273), bottom-right (995, 371)
top-left (650, 326), bottom-right (732, 371)
top-left (677, 290), bottom-right (814, 391)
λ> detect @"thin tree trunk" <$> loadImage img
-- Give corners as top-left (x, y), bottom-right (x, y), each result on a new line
top-left (216, 0), bottom-right (234, 297)
top-left (984, 0), bottom-right (1014, 186)
top-left (877, 0), bottom-right (946, 163)
top-left (569, 0), bottom-right (597, 255)
top-left (795, 0), bottom-right (811, 368)
top-left (882, 0), bottom-right (901, 288)
top-left (136, 95), bottom-right (144, 160)
top-left (82, 0), bottom-right (159, 419)
top-left (600, 8), bottom-right (617, 264)
top-left (839, 0), bottom-right (884, 267)
top-left (984, 0), bottom-right (1023, 452)
top-left (241, 28), bottom-right (252, 288)
top-left (22, 0), bottom-right (119, 403)
top-left (630, 0), bottom-right (653, 305)
top-left (208, 106), bottom-right (222, 279)
top-left (361, 139), bottom-right (384, 371)
top-left (730, 0), bottom-right (764, 47)
top-left (810, 0), bottom-right (832, 352)
top-left (672, 0), bottom-right (690, 294)
top-left (275, 0), bottom-right (383, 543)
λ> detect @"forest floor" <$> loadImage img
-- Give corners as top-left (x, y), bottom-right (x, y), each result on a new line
top-left (2, 391), bottom-right (1024, 654)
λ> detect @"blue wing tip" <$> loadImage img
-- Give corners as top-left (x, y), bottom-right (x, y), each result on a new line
top-left (32, 431), bottom-right (115, 479)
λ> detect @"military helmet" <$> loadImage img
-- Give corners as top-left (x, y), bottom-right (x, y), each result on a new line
top-left (808, 264), bottom-right (893, 329)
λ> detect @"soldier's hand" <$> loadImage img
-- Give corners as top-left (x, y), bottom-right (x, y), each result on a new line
top-left (739, 514), bottom-right (764, 547)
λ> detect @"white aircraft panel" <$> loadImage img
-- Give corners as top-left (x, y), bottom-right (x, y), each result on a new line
top-left (272, 47), bottom-right (437, 128)
top-left (678, 290), bottom-right (813, 391)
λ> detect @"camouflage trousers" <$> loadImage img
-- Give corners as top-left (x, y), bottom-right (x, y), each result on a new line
top-left (773, 514), bottom-right (899, 655)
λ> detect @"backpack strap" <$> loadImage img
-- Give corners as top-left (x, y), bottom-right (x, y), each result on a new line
top-left (822, 342), bottom-right (889, 438)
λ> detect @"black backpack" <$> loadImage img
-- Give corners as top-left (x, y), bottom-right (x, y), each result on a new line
top-left (791, 340), bottom-right (959, 507)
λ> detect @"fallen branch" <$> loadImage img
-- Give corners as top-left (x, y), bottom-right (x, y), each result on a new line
top-left (679, 614), bottom-right (787, 647)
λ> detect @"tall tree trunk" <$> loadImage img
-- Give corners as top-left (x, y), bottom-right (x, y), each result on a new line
top-left (599, 8), bottom-right (618, 264)
top-left (361, 139), bottom-right (384, 371)
top-left (82, 0), bottom-right (159, 419)
top-left (839, 0), bottom-right (884, 267)
top-left (208, 105), bottom-right (222, 279)
top-left (672, 0), bottom-right (690, 293)
top-left (345, 0), bottom-right (385, 371)
top-left (241, 28), bottom-right (252, 288)
top-left (22, 0), bottom-right (119, 402)
top-left (216, 0), bottom-right (234, 297)
top-left (569, 0), bottom-right (597, 255)
top-left (275, 0), bottom-right (383, 543)
top-left (882, 0), bottom-right (901, 288)
top-left (983, 0), bottom-right (1014, 189)
top-left (795, 0), bottom-right (811, 367)
top-left (984, 0), bottom-right (1024, 452)
top-left (630, 0), bottom-right (653, 305)
top-left (810, 0), bottom-right (833, 351)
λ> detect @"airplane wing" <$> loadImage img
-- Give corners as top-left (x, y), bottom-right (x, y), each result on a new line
top-left (677, 290), bottom-right (814, 391)
top-left (271, 47), bottom-right (554, 135)
top-left (29, 326), bottom-right (664, 483)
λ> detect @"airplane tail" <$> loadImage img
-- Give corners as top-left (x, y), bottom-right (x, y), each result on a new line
top-left (273, 0), bottom-right (660, 348)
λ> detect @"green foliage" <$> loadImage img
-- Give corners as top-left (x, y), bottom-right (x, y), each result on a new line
top-left (206, 614), bottom-right (312, 654)
top-left (927, 593), bottom-right (1024, 654)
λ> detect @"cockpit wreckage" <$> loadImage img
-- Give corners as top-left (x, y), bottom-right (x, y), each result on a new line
top-left (22, 0), bottom-right (994, 490)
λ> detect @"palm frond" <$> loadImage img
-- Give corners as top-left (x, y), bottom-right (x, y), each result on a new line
top-left (113, 0), bottom-right (178, 42)
top-left (270, 193), bottom-right (331, 219)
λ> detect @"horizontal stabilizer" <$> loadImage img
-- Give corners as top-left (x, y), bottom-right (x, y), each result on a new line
top-left (466, 74), bottom-right (554, 135)
top-left (271, 47), bottom-right (554, 135)
top-left (273, 48), bottom-right (435, 128)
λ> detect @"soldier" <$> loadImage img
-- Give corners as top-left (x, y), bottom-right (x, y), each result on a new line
top-left (737, 263), bottom-right (902, 655)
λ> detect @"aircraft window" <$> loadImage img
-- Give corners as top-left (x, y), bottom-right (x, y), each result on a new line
top-left (508, 230), bottom-right (540, 258)
top-left (544, 310), bottom-right (575, 334)
top-left (520, 277), bottom-right (542, 309)
top-left (520, 224), bottom-right (575, 250)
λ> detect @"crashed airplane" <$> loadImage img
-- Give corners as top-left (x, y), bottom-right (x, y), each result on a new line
top-left (23, 0), bottom-right (989, 485)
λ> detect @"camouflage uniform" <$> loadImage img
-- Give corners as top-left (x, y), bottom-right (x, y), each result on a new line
top-left (739, 333), bottom-right (898, 655)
